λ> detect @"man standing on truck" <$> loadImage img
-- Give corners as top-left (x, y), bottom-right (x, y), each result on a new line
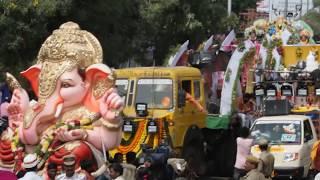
top-left (257, 138), bottom-right (274, 179)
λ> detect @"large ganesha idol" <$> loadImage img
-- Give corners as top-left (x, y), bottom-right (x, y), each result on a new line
top-left (2, 22), bottom-right (124, 172)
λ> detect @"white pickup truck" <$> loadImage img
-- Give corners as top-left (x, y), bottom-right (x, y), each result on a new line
top-left (250, 115), bottom-right (317, 179)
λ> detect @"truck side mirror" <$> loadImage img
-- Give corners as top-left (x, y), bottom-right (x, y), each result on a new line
top-left (178, 88), bottom-right (186, 108)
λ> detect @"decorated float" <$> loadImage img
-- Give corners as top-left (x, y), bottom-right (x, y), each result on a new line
top-left (0, 22), bottom-right (124, 175)
top-left (220, 18), bottom-right (317, 112)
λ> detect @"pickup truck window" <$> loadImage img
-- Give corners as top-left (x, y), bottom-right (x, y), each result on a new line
top-left (303, 120), bottom-right (313, 141)
top-left (136, 79), bottom-right (173, 109)
top-left (251, 120), bottom-right (301, 145)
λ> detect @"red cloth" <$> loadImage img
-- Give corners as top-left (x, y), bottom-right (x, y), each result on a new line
top-left (0, 170), bottom-right (17, 180)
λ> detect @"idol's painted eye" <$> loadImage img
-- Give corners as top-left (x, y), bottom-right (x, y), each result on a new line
top-left (61, 82), bottom-right (72, 88)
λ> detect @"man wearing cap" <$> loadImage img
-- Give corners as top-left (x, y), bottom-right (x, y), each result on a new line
top-left (19, 153), bottom-right (42, 180)
top-left (242, 155), bottom-right (265, 180)
top-left (257, 138), bottom-right (275, 179)
top-left (56, 155), bottom-right (86, 180)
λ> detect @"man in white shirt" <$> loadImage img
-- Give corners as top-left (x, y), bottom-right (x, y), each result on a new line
top-left (19, 153), bottom-right (42, 180)
top-left (56, 154), bottom-right (86, 180)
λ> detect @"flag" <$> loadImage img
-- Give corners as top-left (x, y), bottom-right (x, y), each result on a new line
top-left (220, 29), bottom-right (236, 52)
top-left (203, 35), bottom-right (213, 51)
top-left (168, 55), bottom-right (174, 66)
top-left (169, 40), bottom-right (189, 67)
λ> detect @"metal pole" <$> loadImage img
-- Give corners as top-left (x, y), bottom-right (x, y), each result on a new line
top-left (284, 0), bottom-right (288, 19)
top-left (299, 0), bottom-right (302, 18)
top-left (269, 0), bottom-right (272, 21)
top-left (228, 0), bottom-right (232, 16)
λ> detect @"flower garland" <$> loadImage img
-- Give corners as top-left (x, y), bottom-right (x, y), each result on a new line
top-left (264, 38), bottom-right (282, 70)
top-left (11, 114), bottom-right (100, 168)
top-left (238, 41), bottom-right (245, 52)
top-left (231, 48), bottom-right (256, 112)
top-left (117, 120), bottom-right (147, 154)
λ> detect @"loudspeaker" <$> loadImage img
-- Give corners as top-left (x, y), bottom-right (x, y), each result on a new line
top-left (264, 99), bottom-right (291, 116)
top-left (189, 51), bottom-right (214, 66)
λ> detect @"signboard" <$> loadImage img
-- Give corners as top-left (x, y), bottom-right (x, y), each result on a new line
top-left (282, 45), bottom-right (320, 68)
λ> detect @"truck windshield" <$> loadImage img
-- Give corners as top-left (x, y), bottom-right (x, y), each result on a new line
top-left (136, 79), bottom-right (173, 109)
top-left (251, 120), bottom-right (301, 145)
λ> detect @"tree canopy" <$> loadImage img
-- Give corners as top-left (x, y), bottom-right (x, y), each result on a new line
top-left (0, 0), bottom-right (257, 78)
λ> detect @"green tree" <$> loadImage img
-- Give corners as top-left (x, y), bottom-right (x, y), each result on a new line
top-left (301, 10), bottom-right (320, 36)
top-left (138, 0), bottom-right (235, 65)
top-left (0, 0), bottom-right (255, 76)
top-left (0, 0), bottom-right (73, 80)
top-left (232, 0), bottom-right (257, 14)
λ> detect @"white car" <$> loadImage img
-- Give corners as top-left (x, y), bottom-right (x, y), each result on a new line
top-left (250, 115), bottom-right (317, 179)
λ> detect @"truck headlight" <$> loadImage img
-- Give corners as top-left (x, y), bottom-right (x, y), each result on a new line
top-left (284, 153), bottom-right (298, 162)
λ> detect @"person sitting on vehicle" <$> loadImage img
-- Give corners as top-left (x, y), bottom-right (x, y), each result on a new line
top-left (242, 155), bottom-right (265, 180)
top-left (299, 29), bottom-right (311, 45)
top-left (185, 92), bottom-right (206, 113)
top-left (257, 138), bottom-right (274, 179)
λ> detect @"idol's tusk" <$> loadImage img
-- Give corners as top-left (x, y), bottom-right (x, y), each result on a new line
top-left (54, 103), bottom-right (63, 118)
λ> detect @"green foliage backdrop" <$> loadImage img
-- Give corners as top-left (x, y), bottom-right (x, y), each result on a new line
top-left (0, 0), bottom-right (257, 78)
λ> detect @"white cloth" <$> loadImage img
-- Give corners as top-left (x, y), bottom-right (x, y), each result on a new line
top-left (56, 173), bottom-right (86, 180)
top-left (220, 49), bottom-right (247, 115)
top-left (315, 173), bottom-right (320, 180)
top-left (121, 163), bottom-right (136, 180)
top-left (18, 172), bottom-right (42, 180)
top-left (114, 175), bottom-right (125, 180)
top-left (220, 30), bottom-right (236, 52)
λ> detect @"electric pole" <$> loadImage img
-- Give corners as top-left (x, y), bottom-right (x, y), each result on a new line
top-left (228, 0), bottom-right (232, 16)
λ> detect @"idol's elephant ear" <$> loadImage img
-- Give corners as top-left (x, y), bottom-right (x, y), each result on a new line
top-left (84, 64), bottom-right (115, 112)
top-left (20, 64), bottom-right (42, 97)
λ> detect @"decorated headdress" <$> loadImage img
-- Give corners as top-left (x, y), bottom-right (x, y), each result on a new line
top-left (32, 22), bottom-right (103, 104)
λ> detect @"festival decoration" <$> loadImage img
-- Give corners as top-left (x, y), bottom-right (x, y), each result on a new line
top-left (220, 16), bottom-right (318, 115)
top-left (3, 22), bottom-right (124, 173)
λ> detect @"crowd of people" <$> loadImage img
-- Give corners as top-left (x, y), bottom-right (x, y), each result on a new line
top-left (233, 126), bottom-right (275, 180)
top-left (0, 141), bottom-right (195, 180)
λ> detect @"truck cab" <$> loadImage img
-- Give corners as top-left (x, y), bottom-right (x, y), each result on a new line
top-left (250, 115), bottom-right (317, 179)
top-left (111, 67), bottom-right (207, 156)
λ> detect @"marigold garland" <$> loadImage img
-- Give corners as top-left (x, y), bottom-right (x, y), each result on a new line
top-left (11, 114), bottom-right (99, 168)
top-left (117, 120), bottom-right (147, 154)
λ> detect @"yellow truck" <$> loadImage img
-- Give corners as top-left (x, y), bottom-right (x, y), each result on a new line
top-left (111, 66), bottom-right (207, 156)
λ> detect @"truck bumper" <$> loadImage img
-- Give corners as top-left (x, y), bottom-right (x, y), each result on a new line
top-left (273, 167), bottom-right (305, 178)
